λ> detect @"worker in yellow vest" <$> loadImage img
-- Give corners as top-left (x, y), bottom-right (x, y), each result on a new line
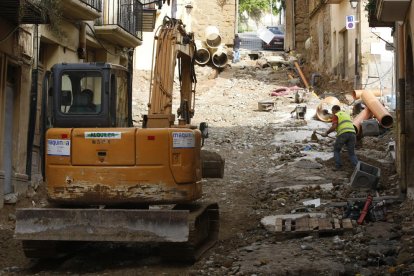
top-left (323, 105), bottom-right (358, 171)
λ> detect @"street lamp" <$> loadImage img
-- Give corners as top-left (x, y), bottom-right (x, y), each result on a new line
top-left (349, 0), bottom-right (358, 8)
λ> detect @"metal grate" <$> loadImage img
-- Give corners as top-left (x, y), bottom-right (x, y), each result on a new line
top-left (80, 0), bottom-right (102, 12)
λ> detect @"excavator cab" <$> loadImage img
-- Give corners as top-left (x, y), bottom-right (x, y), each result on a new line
top-left (46, 63), bottom-right (131, 129)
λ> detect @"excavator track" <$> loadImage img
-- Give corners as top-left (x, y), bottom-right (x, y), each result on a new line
top-left (161, 202), bottom-right (219, 262)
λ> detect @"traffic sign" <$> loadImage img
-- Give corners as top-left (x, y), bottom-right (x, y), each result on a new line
top-left (346, 15), bottom-right (355, 30)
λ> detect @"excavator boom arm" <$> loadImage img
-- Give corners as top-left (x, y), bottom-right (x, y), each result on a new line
top-left (147, 17), bottom-right (196, 128)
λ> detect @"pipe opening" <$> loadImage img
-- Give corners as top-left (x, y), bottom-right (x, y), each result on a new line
top-left (206, 36), bottom-right (222, 48)
top-left (212, 52), bottom-right (228, 68)
top-left (316, 96), bottom-right (340, 122)
top-left (353, 125), bottom-right (359, 135)
top-left (195, 49), bottom-right (210, 65)
top-left (352, 91), bottom-right (358, 100)
top-left (381, 115), bottom-right (394, 128)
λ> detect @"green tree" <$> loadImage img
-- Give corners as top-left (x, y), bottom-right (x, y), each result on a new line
top-left (239, 0), bottom-right (268, 30)
top-left (239, 0), bottom-right (285, 31)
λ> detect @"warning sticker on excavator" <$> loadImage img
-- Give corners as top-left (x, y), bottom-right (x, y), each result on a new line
top-left (172, 132), bottom-right (195, 148)
top-left (47, 139), bottom-right (71, 156)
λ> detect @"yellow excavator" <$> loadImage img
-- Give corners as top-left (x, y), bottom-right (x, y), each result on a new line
top-left (14, 17), bottom-right (223, 261)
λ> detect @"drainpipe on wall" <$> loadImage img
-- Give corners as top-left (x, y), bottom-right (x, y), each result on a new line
top-left (26, 24), bottom-right (40, 181)
top-left (395, 23), bottom-right (406, 192)
top-left (235, 0), bottom-right (239, 34)
top-left (78, 22), bottom-right (86, 60)
top-left (292, 0), bottom-right (295, 49)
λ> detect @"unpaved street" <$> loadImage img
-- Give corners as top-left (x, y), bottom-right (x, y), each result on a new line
top-left (1, 52), bottom-right (413, 275)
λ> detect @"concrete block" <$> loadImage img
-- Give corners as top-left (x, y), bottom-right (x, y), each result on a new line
top-left (361, 119), bottom-right (380, 137)
top-left (350, 161), bottom-right (380, 190)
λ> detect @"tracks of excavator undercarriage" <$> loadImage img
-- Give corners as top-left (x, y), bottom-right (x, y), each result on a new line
top-left (20, 202), bottom-right (219, 263)
top-left (160, 202), bottom-right (219, 262)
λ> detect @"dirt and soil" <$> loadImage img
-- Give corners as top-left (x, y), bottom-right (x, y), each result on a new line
top-left (1, 52), bottom-right (414, 275)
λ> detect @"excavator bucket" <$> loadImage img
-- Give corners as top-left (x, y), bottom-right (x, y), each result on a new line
top-left (15, 208), bottom-right (189, 242)
top-left (14, 202), bottom-right (219, 261)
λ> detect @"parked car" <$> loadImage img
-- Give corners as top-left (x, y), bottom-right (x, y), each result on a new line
top-left (262, 26), bottom-right (284, 51)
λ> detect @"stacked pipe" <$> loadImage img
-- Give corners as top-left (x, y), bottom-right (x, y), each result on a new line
top-left (352, 90), bottom-right (393, 137)
top-left (195, 40), bottom-right (210, 65)
top-left (195, 26), bottom-right (228, 68)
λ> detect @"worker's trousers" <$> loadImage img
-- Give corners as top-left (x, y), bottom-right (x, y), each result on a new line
top-left (233, 49), bottom-right (240, 63)
top-left (333, 132), bottom-right (358, 168)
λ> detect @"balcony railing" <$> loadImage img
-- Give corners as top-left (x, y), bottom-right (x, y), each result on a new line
top-left (81, 0), bottom-right (102, 12)
top-left (60, 0), bottom-right (101, 20)
top-left (94, 0), bottom-right (143, 48)
top-left (96, 0), bottom-right (143, 41)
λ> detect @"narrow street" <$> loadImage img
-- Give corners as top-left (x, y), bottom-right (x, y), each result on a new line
top-left (1, 51), bottom-right (413, 275)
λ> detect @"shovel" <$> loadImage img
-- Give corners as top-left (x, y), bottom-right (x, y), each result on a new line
top-left (311, 130), bottom-right (335, 141)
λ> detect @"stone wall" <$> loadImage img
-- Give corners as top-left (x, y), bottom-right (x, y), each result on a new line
top-left (294, 0), bottom-right (309, 52)
top-left (190, 0), bottom-right (236, 45)
top-left (308, 5), bottom-right (331, 74)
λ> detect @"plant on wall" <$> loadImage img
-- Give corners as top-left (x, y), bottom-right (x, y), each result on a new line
top-left (364, 0), bottom-right (376, 14)
top-left (25, 0), bottom-right (65, 38)
top-left (40, 0), bottom-right (64, 37)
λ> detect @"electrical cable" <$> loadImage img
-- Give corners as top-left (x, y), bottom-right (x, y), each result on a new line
top-left (370, 30), bottom-right (394, 49)
top-left (362, 65), bottom-right (393, 87)
top-left (85, 22), bottom-right (117, 56)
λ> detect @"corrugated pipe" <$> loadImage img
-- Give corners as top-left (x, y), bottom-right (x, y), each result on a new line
top-left (205, 26), bottom-right (221, 48)
top-left (211, 46), bottom-right (228, 68)
top-left (195, 40), bottom-right (210, 65)
top-left (361, 90), bottom-right (393, 128)
top-left (352, 108), bottom-right (373, 137)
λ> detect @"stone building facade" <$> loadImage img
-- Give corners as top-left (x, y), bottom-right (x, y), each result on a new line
top-left (0, 0), bottom-right (143, 208)
top-left (134, 0), bottom-right (237, 70)
top-left (285, 0), bottom-right (393, 91)
top-left (285, 0), bottom-right (310, 53)
top-left (367, 0), bottom-right (414, 197)
top-left (0, 2), bottom-right (46, 208)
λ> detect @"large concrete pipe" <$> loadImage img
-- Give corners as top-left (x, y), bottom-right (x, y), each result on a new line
top-left (352, 89), bottom-right (382, 100)
top-left (361, 90), bottom-right (393, 128)
top-left (195, 40), bottom-right (210, 65)
top-left (205, 26), bottom-right (221, 48)
top-left (211, 46), bottom-right (228, 68)
top-left (315, 96), bottom-right (340, 122)
top-left (353, 108), bottom-right (373, 137)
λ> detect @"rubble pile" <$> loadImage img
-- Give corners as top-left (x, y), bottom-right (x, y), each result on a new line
top-left (188, 52), bottom-right (413, 275)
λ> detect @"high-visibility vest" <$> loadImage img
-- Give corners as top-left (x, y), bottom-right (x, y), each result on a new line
top-left (336, 111), bottom-right (356, 136)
